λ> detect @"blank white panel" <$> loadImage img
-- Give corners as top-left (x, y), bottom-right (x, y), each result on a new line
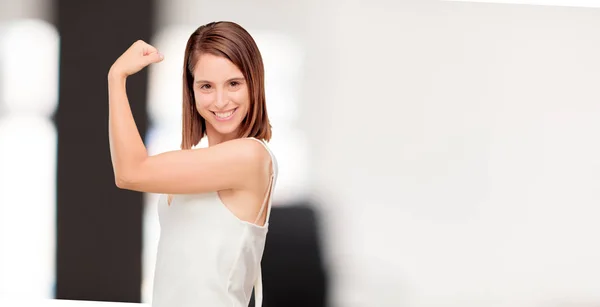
top-left (311, 3), bottom-right (600, 307)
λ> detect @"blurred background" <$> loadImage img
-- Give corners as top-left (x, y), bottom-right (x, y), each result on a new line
top-left (1, 0), bottom-right (600, 306)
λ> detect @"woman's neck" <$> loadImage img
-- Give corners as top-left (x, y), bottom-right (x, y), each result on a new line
top-left (204, 124), bottom-right (238, 147)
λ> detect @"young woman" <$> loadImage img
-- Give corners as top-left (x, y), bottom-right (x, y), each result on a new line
top-left (107, 21), bottom-right (277, 307)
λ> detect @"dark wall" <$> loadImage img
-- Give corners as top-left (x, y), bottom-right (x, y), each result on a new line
top-left (55, 0), bottom-right (153, 302)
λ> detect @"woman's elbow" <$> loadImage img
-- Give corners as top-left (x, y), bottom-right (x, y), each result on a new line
top-left (115, 175), bottom-right (129, 189)
top-left (114, 169), bottom-right (137, 189)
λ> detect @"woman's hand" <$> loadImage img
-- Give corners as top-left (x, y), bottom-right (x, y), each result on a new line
top-left (108, 40), bottom-right (164, 79)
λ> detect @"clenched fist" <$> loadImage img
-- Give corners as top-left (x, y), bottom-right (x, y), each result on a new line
top-left (109, 40), bottom-right (164, 79)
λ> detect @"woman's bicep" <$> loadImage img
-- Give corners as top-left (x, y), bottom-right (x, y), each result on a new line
top-left (115, 139), bottom-right (268, 194)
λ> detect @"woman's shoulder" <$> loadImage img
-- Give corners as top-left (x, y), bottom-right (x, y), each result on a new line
top-left (216, 137), bottom-right (274, 169)
top-left (237, 137), bottom-right (277, 177)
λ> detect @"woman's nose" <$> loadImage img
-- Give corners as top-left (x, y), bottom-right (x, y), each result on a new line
top-left (214, 90), bottom-right (228, 109)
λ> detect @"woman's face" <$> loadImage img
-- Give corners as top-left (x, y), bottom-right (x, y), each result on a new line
top-left (192, 53), bottom-right (250, 136)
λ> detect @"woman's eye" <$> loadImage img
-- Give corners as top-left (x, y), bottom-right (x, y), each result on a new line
top-left (230, 81), bottom-right (239, 87)
top-left (200, 84), bottom-right (211, 90)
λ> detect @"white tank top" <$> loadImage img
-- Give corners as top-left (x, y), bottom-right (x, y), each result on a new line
top-left (151, 138), bottom-right (278, 307)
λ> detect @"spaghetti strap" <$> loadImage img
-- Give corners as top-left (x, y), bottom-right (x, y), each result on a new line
top-left (245, 137), bottom-right (277, 307)
top-left (253, 175), bottom-right (274, 225)
top-left (246, 137), bottom-right (278, 224)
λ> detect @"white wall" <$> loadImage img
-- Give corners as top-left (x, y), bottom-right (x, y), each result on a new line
top-left (303, 1), bottom-right (600, 306)
top-left (0, 1), bottom-right (57, 300)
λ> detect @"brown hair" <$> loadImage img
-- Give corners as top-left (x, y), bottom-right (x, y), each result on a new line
top-left (180, 21), bottom-right (271, 149)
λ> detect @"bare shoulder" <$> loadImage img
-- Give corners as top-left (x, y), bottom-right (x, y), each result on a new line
top-left (213, 138), bottom-right (273, 181)
top-left (216, 138), bottom-right (271, 165)
top-left (214, 138), bottom-right (273, 191)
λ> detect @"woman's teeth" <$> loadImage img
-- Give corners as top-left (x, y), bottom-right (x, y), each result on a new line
top-left (215, 109), bottom-right (235, 119)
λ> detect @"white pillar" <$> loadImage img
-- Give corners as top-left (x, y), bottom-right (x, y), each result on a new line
top-left (0, 19), bottom-right (59, 299)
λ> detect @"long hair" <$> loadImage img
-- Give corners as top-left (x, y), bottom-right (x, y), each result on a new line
top-left (181, 21), bottom-right (271, 149)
